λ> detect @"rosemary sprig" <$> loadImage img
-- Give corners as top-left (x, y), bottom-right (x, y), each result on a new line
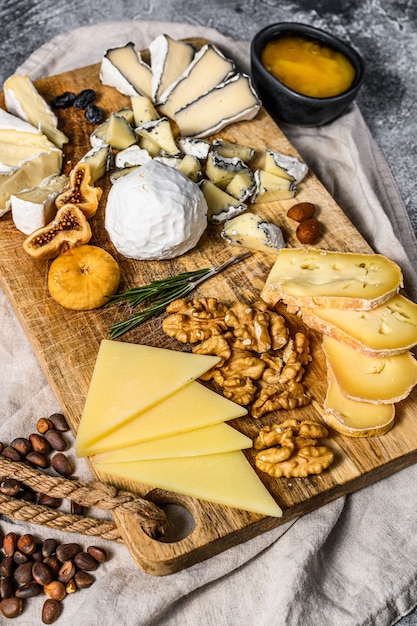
top-left (107, 251), bottom-right (252, 339)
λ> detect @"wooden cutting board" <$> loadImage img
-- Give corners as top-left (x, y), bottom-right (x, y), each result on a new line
top-left (1, 41), bottom-right (417, 576)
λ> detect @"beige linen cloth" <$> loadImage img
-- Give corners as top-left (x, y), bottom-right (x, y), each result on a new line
top-left (1, 20), bottom-right (417, 626)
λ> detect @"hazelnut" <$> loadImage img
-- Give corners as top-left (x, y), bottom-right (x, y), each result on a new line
top-left (287, 202), bottom-right (316, 222)
top-left (296, 218), bottom-right (322, 244)
top-left (0, 478), bottom-right (21, 497)
top-left (74, 551), bottom-right (98, 571)
top-left (15, 581), bottom-right (42, 598)
top-left (17, 533), bottom-right (37, 555)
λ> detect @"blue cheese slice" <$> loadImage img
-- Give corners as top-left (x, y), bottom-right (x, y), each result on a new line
top-left (157, 44), bottom-right (236, 117)
top-left (100, 42), bottom-right (153, 99)
top-left (149, 34), bottom-right (195, 102)
top-left (172, 73), bottom-right (261, 138)
top-left (200, 179), bottom-right (247, 223)
top-left (264, 149), bottom-right (308, 184)
top-left (222, 212), bottom-right (285, 254)
top-left (4, 75), bottom-right (68, 148)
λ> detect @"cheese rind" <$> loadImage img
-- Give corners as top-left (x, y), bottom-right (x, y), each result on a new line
top-left (252, 169), bottom-right (296, 203)
top-left (172, 73), bottom-right (261, 138)
top-left (78, 380), bottom-right (247, 457)
top-left (100, 43), bottom-right (153, 99)
top-left (10, 174), bottom-right (68, 234)
top-left (92, 422), bottom-right (252, 463)
top-left (136, 118), bottom-right (180, 156)
top-left (75, 340), bottom-right (220, 454)
top-left (264, 149), bottom-right (308, 184)
top-left (4, 75), bottom-right (68, 148)
top-left (322, 334), bottom-right (417, 404)
top-left (157, 44), bottom-right (235, 117)
top-left (261, 248), bottom-right (403, 310)
top-left (323, 366), bottom-right (395, 436)
top-left (199, 179), bottom-right (247, 224)
top-left (149, 34), bottom-right (195, 102)
top-left (93, 450), bottom-right (283, 517)
top-left (300, 293), bottom-right (417, 357)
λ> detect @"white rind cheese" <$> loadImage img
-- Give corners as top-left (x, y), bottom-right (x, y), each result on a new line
top-left (0, 107), bottom-right (39, 134)
top-left (149, 34), bottom-right (195, 102)
top-left (100, 42), bottom-right (153, 99)
top-left (222, 212), bottom-right (285, 254)
top-left (4, 75), bottom-right (68, 148)
top-left (264, 149), bottom-right (308, 184)
top-left (130, 95), bottom-right (160, 126)
top-left (206, 151), bottom-right (250, 190)
top-left (10, 173), bottom-right (68, 234)
top-left (115, 145), bottom-right (152, 169)
top-left (177, 136), bottom-right (210, 159)
top-left (79, 144), bottom-right (113, 183)
top-left (136, 117), bottom-right (180, 156)
top-left (200, 179), bottom-right (247, 223)
top-left (105, 160), bottom-right (207, 260)
top-left (252, 169), bottom-right (296, 203)
top-left (172, 73), bottom-right (261, 138)
top-left (212, 139), bottom-right (254, 163)
top-left (157, 44), bottom-right (236, 117)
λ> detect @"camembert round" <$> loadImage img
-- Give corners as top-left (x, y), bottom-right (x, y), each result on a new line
top-left (105, 160), bottom-right (208, 260)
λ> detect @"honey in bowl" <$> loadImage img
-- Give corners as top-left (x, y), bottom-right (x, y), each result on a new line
top-left (261, 34), bottom-right (356, 99)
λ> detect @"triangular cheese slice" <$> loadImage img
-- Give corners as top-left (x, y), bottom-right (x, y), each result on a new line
top-left (77, 380), bottom-right (247, 457)
top-left (76, 340), bottom-right (220, 452)
top-left (92, 422), bottom-right (252, 464)
top-left (93, 450), bottom-right (282, 518)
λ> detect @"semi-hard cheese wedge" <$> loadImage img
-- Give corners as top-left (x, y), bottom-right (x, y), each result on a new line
top-left (4, 75), bottom-right (68, 148)
top-left (149, 34), bottom-right (195, 102)
top-left (300, 293), bottom-right (417, 357)
top-left (323, 366), bottom-right (395, 437)
top-left (322, 335), bottom-right (417, 404)
top-left (252, 169), bottom-right (296, 203)
top-left (92, 422), bottom-right (252, 464)
top-left (222, 212), bottom-right (285, 254)
top-left (172, 73), bottom-right (261, 138)
top-left (264, 149), bottom-right (309, 184)
top-left (100, 42), bottom-right (153, 99)
top-left (157, 44), bottom-right (235, 117)
top-left (261, 248), bottom-right (403, 311)
top-left (199, 179), bottom-right (247, 224)
top-left (75, 340), bottom-right (220, 453)
top-left (77, 380), bottom-right (247, 457)
top-left (93, 450), bottom-right (283, 518)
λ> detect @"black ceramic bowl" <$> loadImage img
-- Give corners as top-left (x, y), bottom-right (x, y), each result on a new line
top-left (250, 22), bottom-right (365, 126)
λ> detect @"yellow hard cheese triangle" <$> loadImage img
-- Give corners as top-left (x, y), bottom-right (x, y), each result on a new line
top-left (76, 340), bottom-right (220, 453)
top-left (92, 422), bottom-right (252, 464)
top-left (93, 450), bottom-right (283, 518)
top-left (78, 380), bottom-right (247, 457)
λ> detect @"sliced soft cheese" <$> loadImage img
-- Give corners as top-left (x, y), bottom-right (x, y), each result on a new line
top-left (149, 34), bottom-right (195, 102)
top-left (212, 139), bottom-right (254, 163)
top-left (0, 149), bottom-right (62, 214)
top-left (173, 73), bottom-right (261, 138)
top-left (222, 212), bottom-right (285, 254)
top-left (131, 95), bottom-right (160, 127)
top-left (100, 42), bottom-right (153, 99)
top-left (136, 117), bottom-right (180, 156)
top-left (200, 179), bottom-right (247, 224)
top-left (322, 334), bottom-right (417, 404)
top-left (79, 144), bottom-right (112, 183)
top-left (264, 149), bottom-right (308, 184)
top-left (177, 137), bottom-right (210, 159)
top-left (92, 422), bottom-right (252, 463)
top-left (115, 145), bottom-right (152, 169)
top-left (157, 44), bottom-right (235, 117)
top-left (0, 107), bottom-right (39, 134)
top-left (4, 75), bottom-right (68, 148)
top-left (300, 293), bottom-right (417, 357)
top-left (0, 142), bottom-right (53, 172)
top-left (104, 113), bottom-right (137, 150)
top-left (78, 380), bottom-right (247, 457)
top-left (225, 169), bottom-right (256, 202)
top-left (174, 155), bottom-right (202, 182)
top-left (75, 340), bottom-right (220, 454)
top-left (206, 151), bottom-right (249, 190)
top-left (261, 248), bottom-right (403, 311)
top-left (252, 169), bottom-right (296, 203)
top-left (323, 366), bottom-right (395, 437)
top-left (10, 173), bottom-right (68, 234)
top-left (93, 450), bottom-right (282, 517)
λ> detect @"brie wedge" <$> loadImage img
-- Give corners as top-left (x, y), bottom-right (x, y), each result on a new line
top-left (149, 34), bottom-right (195, 102)
top-left (10, 173), bottom-right (68, 234)
top-left (100, 42), bottom-right (153, 98)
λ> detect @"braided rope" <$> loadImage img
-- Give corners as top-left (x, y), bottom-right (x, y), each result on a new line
top-left (0, 457), bottom-right (167, 539)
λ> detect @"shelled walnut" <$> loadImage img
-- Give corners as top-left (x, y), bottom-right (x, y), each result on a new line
top-left (162, 297), bottom-right (313, 418)
top-left (254, 418), bottom-right (334, 478)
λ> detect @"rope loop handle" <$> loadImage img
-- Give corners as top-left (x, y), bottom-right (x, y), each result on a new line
top-left (0, 457), bottom-right (167, 540)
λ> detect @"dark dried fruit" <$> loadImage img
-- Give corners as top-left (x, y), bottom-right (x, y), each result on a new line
top-left (3, 532), bottom-right (17, 556)
top-left (1, 445), bottom-right (21, 461)
top-left (42, 538), bottom-right (59, 558)
top-left (57, 560), bottom-right (76, 584)
top-left (85, 103), bottom-right (104, 125)
top-left (42, 598), bottom-right (62, 624)
top-left (29, 433), bottom-right (51, 455)
top-left (0, 556), bottom-right (15, 577)
top-left (14, 561), bottom-right (34, 585)
top-left (51, 91), bottom-right (76, 108)
top-left (73, 89), bottom-right (96, 110)
top-left (37, 494), bottom-right (62, 509)
top-left (37, 417), bottom-right (54, 434)
top-left (26, 450), bottom-right (50, 469)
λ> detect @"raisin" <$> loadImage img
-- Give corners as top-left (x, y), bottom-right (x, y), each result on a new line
top-left (51, 92), bottom-right (76, 108)
top-left (84, 103), bottom-right (103, 125)
top-left (73, 89), bottom-right (96, 110)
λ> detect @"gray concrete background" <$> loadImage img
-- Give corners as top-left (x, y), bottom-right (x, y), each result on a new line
top-left (0, 2), bottom-right (416, 622)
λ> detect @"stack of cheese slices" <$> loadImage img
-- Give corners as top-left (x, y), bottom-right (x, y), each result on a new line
top-left (261, 248), bottom-right (417, 437)
top-left (76, 340), bottom-right (283, 518)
